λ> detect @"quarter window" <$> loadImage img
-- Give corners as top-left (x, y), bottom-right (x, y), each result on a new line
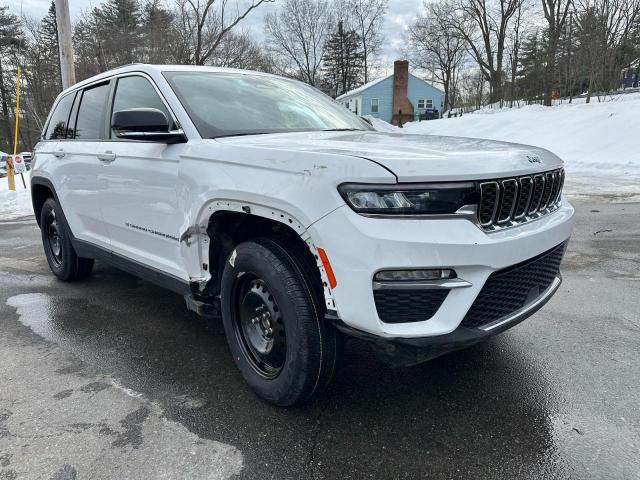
top-left (110, 76), bottom-right (174, 137)
top-left (371, 98), bottom-right (379, 114)
top-left (74, 83), bottom-right (110, 140)
top-left (44, 93), bottom-right (75, 140)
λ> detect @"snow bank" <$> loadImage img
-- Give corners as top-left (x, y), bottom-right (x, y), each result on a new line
top-left (1, 172), bottom-right (33, 220)
top-left (371, 93), bottom-right (640, 199)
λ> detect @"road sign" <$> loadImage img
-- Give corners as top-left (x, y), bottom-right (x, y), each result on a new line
top-left (12, 155), bottom-right (26, 174)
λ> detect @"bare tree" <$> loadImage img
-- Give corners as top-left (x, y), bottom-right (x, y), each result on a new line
top-left (176, 0), bottom-right (273, 65)
top-left (341, 0), bottom-right (388, 83)
top-left (542, 0), bottom-right (573, 105)
top-left (264, 0), bottom-right (334, 86)
top-left (408, 0), bottom-right (467, 114)
top-left (445, 0), bottom-right (525, 104)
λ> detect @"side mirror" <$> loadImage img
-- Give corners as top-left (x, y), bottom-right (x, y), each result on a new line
top-left (111, 108), bottom-right (186, 143)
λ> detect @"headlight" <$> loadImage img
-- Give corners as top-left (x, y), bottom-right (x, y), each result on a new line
top-left (338, 183), bottom-right (479, 215)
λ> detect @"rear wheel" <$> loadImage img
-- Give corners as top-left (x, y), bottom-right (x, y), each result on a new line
top-left (40, 197), bottom-right (94, 281)
top-left (220, 237), bottom-right (341, 406)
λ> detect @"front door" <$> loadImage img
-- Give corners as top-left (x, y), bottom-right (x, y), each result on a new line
top-left (97, 74), bottom-right (187, 280)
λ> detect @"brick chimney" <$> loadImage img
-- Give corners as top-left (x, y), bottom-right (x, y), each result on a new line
top-left (392, 60), bottom-right (413, 126)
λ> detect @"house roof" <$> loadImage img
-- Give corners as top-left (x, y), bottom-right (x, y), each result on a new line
top-left (336, 73), bottom-right (444, 100)
top-left (336, 75), bottom-right (393, 100)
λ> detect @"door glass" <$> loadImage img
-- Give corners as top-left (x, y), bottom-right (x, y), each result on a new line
top-left (44, 93), bottom-right (75, 140)
top-left (74, 83), bottom-right (110, 140)
top-left (111, 76), bottom-right (173, 137)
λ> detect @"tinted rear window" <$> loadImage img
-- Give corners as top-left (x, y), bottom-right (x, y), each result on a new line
top-left (75, 83), bottom-right (110, 140)
top-left (44, 93), bottom-right (75, 140)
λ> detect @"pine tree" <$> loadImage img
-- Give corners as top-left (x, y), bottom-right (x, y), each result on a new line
top-left (322, 21), bottom-right (365, 98)
top-left (141, 0), bottom-right (174, 63)
top-left (96, 0), bottom-right (141, 66)
top-left (517, 32), bottom-right (547, 103)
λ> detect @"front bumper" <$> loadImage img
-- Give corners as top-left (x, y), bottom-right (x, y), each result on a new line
top-left (326, 274), bottom-right (562, 366)
top-left (308, 197), bottom-right (574, 340)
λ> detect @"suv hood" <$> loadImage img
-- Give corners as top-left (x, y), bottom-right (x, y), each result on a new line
top-left (215, 130), bottom-right (563, 182)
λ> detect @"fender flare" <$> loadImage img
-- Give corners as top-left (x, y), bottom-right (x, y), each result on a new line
top-left (182, 199), bottom-right (338, 312)
top-left (30, 176), bottom-right (61, 227)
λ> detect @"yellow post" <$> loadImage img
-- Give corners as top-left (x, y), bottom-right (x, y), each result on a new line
top-left (8, 65), bottom-right (22, 191)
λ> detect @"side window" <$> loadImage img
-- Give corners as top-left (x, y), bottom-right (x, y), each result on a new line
top-left (44, 93), bottom-right (75, 140)
top-left (371, 98), bottom-right (379, 114)
top-left (74, 82), bottom-right (110, 140)
top-left (110, 76), bottom-right (174, 137)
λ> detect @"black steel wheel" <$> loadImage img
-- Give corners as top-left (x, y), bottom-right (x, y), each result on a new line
top-left (39, 197), bottom-right (94, 281)
top-left (232, 275), bottom-right (287, 378)
top-left (221, 236), bottom-right (342, 406)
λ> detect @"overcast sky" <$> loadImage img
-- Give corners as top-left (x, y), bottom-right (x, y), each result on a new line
top-left (9, 0), bottom-right (425, 75)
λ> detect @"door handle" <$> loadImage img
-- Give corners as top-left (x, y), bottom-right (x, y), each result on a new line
top-left (53, 149), bottom-right (65, 158)
top-left (97, 151), bottom-right (116, 163)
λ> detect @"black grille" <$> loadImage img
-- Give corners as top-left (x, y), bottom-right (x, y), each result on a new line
top-left (374, 289), bottom-right (449, 323)
top-left (461, 242), bottom-right (567, 328)
top-left (478, 169), bottom-right (564, 230)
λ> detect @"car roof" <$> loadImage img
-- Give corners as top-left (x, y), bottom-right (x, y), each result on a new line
top-left (60, 64), bottom-right (284, 97)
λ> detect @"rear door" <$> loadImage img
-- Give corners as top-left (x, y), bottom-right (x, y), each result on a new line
top-left (38, 83), bottom-right (111, 249)
top-left (98, 73), bottom-right (187, 279)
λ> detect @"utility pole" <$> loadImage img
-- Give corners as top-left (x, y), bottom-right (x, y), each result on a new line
top-left (55, 0), bottom-right (75, 89)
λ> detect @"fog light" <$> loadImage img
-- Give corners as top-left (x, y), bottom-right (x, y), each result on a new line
top-left (374, 269), bottom-right (455, 282)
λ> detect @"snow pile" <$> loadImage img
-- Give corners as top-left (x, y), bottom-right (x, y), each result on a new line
top-left (0, 172), bottom-right (33, 220)
top-left (363, 115), bottom-right (400, 133)
top-left (383, 93), bottom-right (640, 199)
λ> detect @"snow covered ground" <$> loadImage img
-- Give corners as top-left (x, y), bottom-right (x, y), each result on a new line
top-left (0, 172), bottom-right (32, 220)
top-left (367, 92), bottom-right (640, 200)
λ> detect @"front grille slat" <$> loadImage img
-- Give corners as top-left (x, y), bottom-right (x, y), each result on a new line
top-left (461, 242), bottom-right (567, 328)
top-left (478, 169), bottom-right (564, 231)
top-left (514, 176), bottom-right (533, 219)
top-left (497, 179), bottom-right (518, 223)
top-left (529, 174), bottom-right (545, 214)
top-left (541, 171), bottom-right (555, 209)
top-left (479, 182), bottom-right (500, 226)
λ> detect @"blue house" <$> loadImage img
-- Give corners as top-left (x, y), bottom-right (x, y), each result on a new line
top-left (336, 60), bottom-right (444, 126)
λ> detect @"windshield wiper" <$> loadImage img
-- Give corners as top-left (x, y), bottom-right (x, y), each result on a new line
top-left (212, 132), bottom-right (273, 139)
top-left (321, 128), bottom-right (364, 132)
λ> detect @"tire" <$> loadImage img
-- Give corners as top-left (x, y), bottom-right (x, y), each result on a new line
top-left (220, 237), bottom-right (341, 406)
top-left (40, 197), bottom-right (94, 281)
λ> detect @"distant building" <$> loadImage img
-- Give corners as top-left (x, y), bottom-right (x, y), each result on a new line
top-left (336, 60), bottom-right (444, 126)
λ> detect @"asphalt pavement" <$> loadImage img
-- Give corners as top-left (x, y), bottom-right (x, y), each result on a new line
top-left (0, 199), bottom-right (639, 480)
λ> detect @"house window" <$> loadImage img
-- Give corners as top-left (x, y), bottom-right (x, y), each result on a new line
top-left (417, 99), bottom-right (434, 110)
top-left (371, 98), bottom-right (379, 114)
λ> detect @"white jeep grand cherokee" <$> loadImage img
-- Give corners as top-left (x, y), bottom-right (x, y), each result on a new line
top-left (32, 65), bottom-right (574, 406)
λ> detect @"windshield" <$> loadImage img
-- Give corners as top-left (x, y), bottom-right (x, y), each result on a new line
top-left (163, 71), bottom-right (372, 138)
